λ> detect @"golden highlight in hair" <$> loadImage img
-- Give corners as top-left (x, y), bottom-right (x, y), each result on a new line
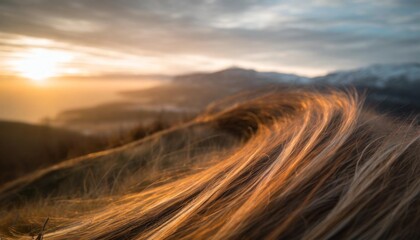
top-left (2, 90), bottom-right (419, 239)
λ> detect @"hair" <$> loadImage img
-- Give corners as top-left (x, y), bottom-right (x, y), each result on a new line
top-left (2, 90), bottom-right (419, 239)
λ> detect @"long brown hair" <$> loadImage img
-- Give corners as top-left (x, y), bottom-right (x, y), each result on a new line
top-left (3, 90), bottom-right (420, 239)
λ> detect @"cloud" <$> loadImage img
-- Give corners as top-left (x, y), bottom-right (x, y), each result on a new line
top-left (0, 0), bottom-right (419, 76)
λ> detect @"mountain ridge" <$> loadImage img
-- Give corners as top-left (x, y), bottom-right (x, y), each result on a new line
top-left (174, 63), bottom-right (420, 85)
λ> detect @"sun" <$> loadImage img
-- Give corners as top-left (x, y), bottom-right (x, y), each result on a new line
top-left (10, 48), bottom-right (73, 83)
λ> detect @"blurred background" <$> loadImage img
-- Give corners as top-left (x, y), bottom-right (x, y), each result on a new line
top-left (0, 0), bottom-right (419, 183)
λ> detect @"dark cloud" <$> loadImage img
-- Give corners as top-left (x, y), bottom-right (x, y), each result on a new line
top-left (0, 0), bottom-right (419, 75)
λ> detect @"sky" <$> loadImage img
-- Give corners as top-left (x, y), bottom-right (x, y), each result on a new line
top-left (0, 0), bottom-right (419, 78)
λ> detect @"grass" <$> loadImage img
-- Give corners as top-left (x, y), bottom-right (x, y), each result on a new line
top-left (0, 89), bottom-right (418, 239)
top-left (0, 116), bottom-right (192, 186)
top-left (0, 112), bottom-right (239, 237)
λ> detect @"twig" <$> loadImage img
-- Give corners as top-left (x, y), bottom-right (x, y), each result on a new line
top-left (35, 217), bottom-right (49, 240)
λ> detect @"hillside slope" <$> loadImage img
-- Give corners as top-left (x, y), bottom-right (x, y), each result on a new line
top-left (0, 121), bottom-right (103, 184)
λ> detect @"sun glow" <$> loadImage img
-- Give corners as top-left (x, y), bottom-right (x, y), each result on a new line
top-left (10, 48), bottom-right (73, 83)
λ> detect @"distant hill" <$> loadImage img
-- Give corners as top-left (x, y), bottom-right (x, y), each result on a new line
top-left (121, 67), bottom-right (308, 110)
top-left (121, 63), bottom-right (420, 114)
top-left (53, 63), bottom-right (420, 135)
top-left (314, 63), bottom-right (420, 114)
top-left (175, 67), bottom-right (310, 85)
top-left (56, 68), bottom-right (304, 133)
top-left (0, 121), bottom-right (103, 184)
top-left (315, 63), bottom-right (420, 88)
